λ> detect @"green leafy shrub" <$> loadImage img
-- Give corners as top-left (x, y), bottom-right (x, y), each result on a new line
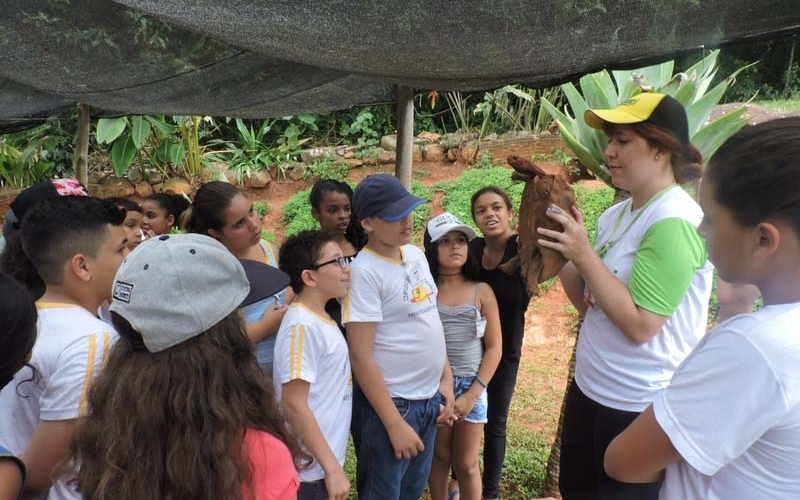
top-left (282, 187), bottom-right (317, 237)
top-left (253, 201), bottom-right (271, 217)
top-left (410, 180), bottom-right (432, 238)
top-left (573, 184), bottom-right (615, 244)
top-left (0, 120), bottom-right (74, 187)
top-left (498, 432), bottom-right (550, 499)
top-left (260, 229), bottom-right (277, 244)
top-left (303, 156), bottom-right (350, 181)
top-left (474, 150), bottom-right (502, 170)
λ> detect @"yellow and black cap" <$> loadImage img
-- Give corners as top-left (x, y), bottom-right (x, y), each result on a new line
top-left (584, 93), bottom-right (690, 148)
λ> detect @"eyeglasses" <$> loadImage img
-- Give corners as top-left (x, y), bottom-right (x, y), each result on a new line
top-left (310, 256), bottom-right (351, 270)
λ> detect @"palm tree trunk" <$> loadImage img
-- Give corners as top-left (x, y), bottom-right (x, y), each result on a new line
top-left (536, 317), bottom-right (581, 499)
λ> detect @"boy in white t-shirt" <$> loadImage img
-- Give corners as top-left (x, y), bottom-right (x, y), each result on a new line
top-left (604, 118), bottom-right (800, 499)
top-left (274, 230), bottom-right (353, 500)
top-left (343, 174), bottom-right (455, 500)
top-left (0, 196), bottom-right (127, 500)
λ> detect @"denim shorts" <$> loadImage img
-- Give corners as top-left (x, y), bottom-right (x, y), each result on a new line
top-left (454, 375), bottom-right (488, 424)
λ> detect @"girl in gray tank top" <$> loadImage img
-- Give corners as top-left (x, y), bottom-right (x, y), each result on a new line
top-left (424, 212), bottom-right (503, 500)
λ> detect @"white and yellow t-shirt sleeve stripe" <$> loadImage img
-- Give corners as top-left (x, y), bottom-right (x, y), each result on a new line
top-left (79, 331), bottom-right (113, 415)
top-left (289, 324), bottom-right (306, 380)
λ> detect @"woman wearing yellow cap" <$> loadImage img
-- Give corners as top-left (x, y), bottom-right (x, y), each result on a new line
top-left (537, 92), bottom-right (713, 499)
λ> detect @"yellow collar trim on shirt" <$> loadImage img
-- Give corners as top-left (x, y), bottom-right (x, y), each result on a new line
top-left (291, 302), bottom-right (337, 326)
top-left (36, 302), bottom-right (81, 309)
top-left (362, 246), bottom-right (405, 264)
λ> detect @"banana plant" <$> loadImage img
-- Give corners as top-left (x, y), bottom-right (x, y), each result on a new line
top-left (542, 50), bottom-right (755, 187)
top-left (96, 115), bottom-right (197, 178)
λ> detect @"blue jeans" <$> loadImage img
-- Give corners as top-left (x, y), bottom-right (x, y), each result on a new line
top-left (352, 384), bottom-right (441, 500)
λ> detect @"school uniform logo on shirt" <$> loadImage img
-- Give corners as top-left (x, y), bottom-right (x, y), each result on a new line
top-left (411, 285), bottom-right (434, 304)
top-left (401, 260), bottom-right (437, 316)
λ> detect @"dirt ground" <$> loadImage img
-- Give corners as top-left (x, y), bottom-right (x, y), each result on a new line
top-left (253, 158), bottom-right (579, 450)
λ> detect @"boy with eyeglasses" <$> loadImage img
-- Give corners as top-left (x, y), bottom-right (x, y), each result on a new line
top-left (274, 230), bottom-right (353, 500)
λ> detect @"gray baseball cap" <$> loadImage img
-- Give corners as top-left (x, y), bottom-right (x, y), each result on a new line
top-left (110, 233), bottom-right (250, 353)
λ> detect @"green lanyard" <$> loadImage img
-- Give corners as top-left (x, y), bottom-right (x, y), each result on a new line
top-left (595, 185), bottom-right (676, 259)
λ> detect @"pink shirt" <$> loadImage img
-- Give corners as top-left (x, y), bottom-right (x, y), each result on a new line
top-left (242, 428), bottom-right (299, 500)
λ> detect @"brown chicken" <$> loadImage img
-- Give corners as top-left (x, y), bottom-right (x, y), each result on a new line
top-left (499, 155), bottom-right (576, 296)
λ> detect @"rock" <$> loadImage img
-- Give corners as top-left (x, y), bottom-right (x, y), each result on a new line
top-left (87, 170), bottom-right (107, 186)
top-left (422, 143), bottom-right (445, 162)
top-left (440, 132), bottom-right (477, 150)
top-left (162, 178), bottom-right (194, 197)
top-left (484, 133), bottom-right (498, 141)
top-left (287, 163), bottom-right (306, 181)
top-left (151, 183), bottom-right (163, 193)
top-left (446, 148), bottom-right (459, 162)
top-left (498, 130), bottom-right (534, 141)
top-left (243, 169), bottom-right (271, 188)
top-left (134, 181), bottom-right (153, 198)
top-left (380, 134), bottom-right (397, 151)
top-left (342, 150), bottom-right (355, 159)
top-left (375, 150), bottom-right (395, 165)
top-left (126, 167), bottom-right (144, 184)
top-left (417, 131), bottom-right (441, 142)
top-left (198, 167), bottom-right (215, 183)
top-left (220, 168), bottom-right (241, 186)
top-left (412, 145), bottom-right (423, 162)
top-left (301, 147), bottom-right (332, 164)
top-left (144, 169), bottom-right (164, 185)
top-left (96, 177), bottom-right (134, 199)
top-left (343, 158), bottom-right (364, 168)
top-left (461, 142), bottom-right (480, 162)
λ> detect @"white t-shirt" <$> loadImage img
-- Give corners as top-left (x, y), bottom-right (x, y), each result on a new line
top-left (576, 187), bottom-right (713, 412)
top-left (655, 303), bottom-right (800, 500)
top-left (342, 245), bottom-right (446, 399)
top-left (273, 303), bottom-right (352, 482)
top-left (0, 304), bottom-right (116, 500)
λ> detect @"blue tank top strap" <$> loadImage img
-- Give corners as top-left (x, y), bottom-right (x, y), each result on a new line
top-left (258, 240), bottom-right (286, 304)
top-left (259, 240), bottom-right (278, 267)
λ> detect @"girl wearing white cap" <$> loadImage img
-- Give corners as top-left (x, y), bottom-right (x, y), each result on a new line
top-left (424, 213), bottom-right (502, 500)
top-left (538, 92), bottom-right (713, 499)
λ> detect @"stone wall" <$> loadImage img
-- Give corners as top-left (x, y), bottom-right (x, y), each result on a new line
top-left (460, 133), bottom-right (569, 164)
top-left (0, 132), bottom-right (573, 221)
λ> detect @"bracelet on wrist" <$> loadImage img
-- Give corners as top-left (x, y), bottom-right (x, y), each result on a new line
top-left (474, 374), bottom-right (488, 389)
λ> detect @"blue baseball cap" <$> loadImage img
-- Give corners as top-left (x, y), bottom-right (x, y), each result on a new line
top-left (352, 174), bottom-right (425, 222)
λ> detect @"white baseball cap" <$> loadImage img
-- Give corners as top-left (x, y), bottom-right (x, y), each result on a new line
top-left (426, 212), bottom-right (477, 242)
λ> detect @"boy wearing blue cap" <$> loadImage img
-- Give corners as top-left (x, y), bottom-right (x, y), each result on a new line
top-left (343, 174), bottom-right (454, 500)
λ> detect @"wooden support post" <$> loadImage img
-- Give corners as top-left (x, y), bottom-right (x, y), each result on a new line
top-left (74, 103), bottom-right (90, 186)
top-left (394, 85), bottom-right (414, 189)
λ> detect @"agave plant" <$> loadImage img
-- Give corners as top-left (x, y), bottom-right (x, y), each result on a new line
top-left (542, 50), bottom-right (754, 186)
